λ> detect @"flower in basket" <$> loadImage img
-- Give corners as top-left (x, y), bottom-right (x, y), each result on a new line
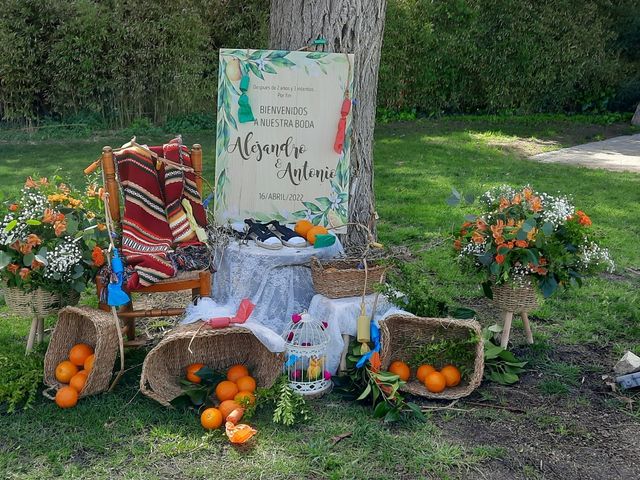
top-left (453, 185), bottom-right (614, 298)
top-left (0, 176), bottom-right (110, 295)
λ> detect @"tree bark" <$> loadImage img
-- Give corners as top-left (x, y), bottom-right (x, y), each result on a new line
top-left (269, 0), bottom-right (387, 248)
top-left (633, 102), bottom-right (640, 126)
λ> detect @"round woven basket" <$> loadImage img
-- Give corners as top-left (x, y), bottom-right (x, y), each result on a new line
top-left (140, 322), bottom-right (285, 407)
top-left (379, 314), bottom-right (484, 400)
top-left (4, 286), bottom-right (80, 318)
top-left (311, 257), bottom-right (386, 299)
top-left (44, 306), bottom-right (119, 398)
top-left (492, 277), bottom-right (538, 313)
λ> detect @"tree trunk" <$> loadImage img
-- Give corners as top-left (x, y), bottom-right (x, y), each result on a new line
top-left (633, 102), bottom-right (640, 126)
top-left (269, 0), bottom-right (387, 249)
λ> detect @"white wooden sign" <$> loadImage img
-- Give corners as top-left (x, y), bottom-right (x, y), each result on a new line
top-left (214, 49), bottom-right (354, 231)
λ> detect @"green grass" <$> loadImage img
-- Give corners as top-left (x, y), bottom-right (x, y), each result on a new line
top-left (1, 115), bottom-right (639, 478)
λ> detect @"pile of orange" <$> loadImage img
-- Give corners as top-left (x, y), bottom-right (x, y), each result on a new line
top-left (184, 363), bottom-right (257, 430)
top-left (53, 343), bottom-right (95, 408)
top-left (294, 220), bottom-right (329, 245)
top-left (389, 360), bottom-right (462, 394)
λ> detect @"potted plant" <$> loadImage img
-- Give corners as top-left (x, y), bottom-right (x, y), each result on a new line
top-left (452, 185), bottom-right (614, 308)
top-left (0, 176), bottom-right (109, 350)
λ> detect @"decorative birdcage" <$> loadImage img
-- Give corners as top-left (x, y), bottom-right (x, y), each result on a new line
top-left (283, 312), bottom-right (331, 397)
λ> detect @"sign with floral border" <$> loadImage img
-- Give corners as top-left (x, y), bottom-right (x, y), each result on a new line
top-left (215, 49), bottom-right (354, 231)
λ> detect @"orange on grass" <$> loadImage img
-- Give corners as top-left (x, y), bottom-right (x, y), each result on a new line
top-left (186, 363), bottom-right (205, 384)
top-left (306, 225), bottom-right (329, 245)
top-left (83, 354), bottom-right (95, 372)
top-left (294, 220), bottom-right (314, 238)
top-left (424, 371), bottom-right (447, 393)
top-left (200, 407), bottom-right (223, 430)
top-left (226, 364), bottom-right (249, 382)
top-left (235, 375), bottom-right (256, 393)
top-left (234, 390), bottom-right (256, 406)
top-left (55, 386), bottom-right (79, 408)
top-left (215, 380), bottom-right (239, 402)
top-left (69, 371), bottom-right (88, 393)
top-left (388, 360), bottom-right (411, 381)
top-left (416, 364), bottom-right (436, 383)
top-left (55, 360), bottom-right (79, 384)
top-left (68, 343), bottom-right (94, 367)
top-left (218, 399), bottom-right (241, 420)
top-left (440, 365), bottom-right (462, 387)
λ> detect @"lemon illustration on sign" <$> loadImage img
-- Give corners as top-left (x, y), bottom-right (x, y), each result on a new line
top-left (225, 59), bottom-right (242, 82)
top-left (327, 209), bottom-right (343, 229)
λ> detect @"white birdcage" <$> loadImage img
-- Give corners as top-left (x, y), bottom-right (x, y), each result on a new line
top-left (283, 311), bottom-right (331, 397)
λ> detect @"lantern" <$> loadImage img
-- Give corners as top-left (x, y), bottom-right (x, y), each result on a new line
top-left (283, 312), bottom-right (331, 397)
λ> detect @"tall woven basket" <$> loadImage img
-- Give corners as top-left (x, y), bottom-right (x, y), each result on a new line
top-left (44, 306), bottom-right (119, 398)
top-left (311, 257), bottom-right (386, 299)
top-left (141, 322), bottom-right (285, 407)
top-left (4, 287), bottom-right (80, 317)
top-left (492, 277), bottom-right (538, 313)
top-left (380, 314), bottom-right (484, 400)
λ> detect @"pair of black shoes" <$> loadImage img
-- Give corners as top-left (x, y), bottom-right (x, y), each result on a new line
top-left (244, 219), bottom-right (308, 250)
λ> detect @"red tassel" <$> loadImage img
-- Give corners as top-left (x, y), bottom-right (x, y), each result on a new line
top-left (333, 98), bottom-right (352, 154)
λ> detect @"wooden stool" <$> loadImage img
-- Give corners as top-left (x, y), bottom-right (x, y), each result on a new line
top-left (492, 279), bottom-right (538, 349)
top-left (499, 310), bottom-right (534, 348)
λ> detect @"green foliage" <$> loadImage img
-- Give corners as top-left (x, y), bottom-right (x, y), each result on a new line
top-left (409, 331), bottom-right (479, 377)
top-left (0, 348), bottom-right (43, 413)
top-left (482, 326), bottom-right (528, 385)
top-left (256, 375), bottom-right (309, 426)
top-left (170, 366), bottom-right (226, 409)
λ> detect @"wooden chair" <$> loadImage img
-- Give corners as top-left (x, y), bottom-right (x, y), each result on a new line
top-left (93, 144), bottom-right (212, 345)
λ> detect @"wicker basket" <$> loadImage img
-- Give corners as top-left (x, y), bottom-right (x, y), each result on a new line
top-left (140, 322), bottom-right (285, 407)
top-left (44, 306), bottom-right (119, 398)
top-left (379, 314), bottom-right (484, 400)
top-left (4, 286), bottom-right (80, 318)
top-left (311, 257), bottom-right (386, 299)
top-left (492, 277), bottom-right (538, 313)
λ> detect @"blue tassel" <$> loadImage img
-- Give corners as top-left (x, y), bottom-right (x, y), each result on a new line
top-left (107, 248), bottom-right (130, 307)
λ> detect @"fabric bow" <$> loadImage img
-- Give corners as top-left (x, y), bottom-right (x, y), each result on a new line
top-left (205, 298), bottom-right (255, 329)
top-left (237, 74), bottom-right (255, 124)
top-left (333, 98), bottom-right (352, 154)
top-left (356, 321), bottom-right (381, 369)
top-left (181, 199), bottom-right (208, 242)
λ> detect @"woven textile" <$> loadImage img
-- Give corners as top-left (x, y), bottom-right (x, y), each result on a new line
top-left (114, 140), bottom-right (207, 289)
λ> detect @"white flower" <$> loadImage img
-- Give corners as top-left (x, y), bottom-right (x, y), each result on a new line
top-left (43, 238), bottom-right (83, 283)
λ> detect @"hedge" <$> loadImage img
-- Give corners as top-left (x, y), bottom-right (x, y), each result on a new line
top-left (0, 0), bottom-right (638, 126)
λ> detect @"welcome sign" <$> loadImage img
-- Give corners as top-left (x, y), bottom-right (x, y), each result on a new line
top-left (214, 49), bottom-right (354, 232)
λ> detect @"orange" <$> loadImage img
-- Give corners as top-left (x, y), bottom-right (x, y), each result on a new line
top-left (388, 360), bottom-right (410, 381)
top-left (440, 365), bottom-right (462, 387)
top-left (68, 343), bottom-right (94, 367)
top-left (424, 371), bottom-right (447, 393)
top-left (226, 364), bottom-right (249, 382)
top-left (416, 364), bottom-right (436, 383)
top-left (215, 380), bottom-right (239, 402)
top-left (235, 375), bottom-right (256, 393)
top-left (294, 220), bottom-right (314, 238)
top-left (69, 371), bottom-right (88, 392)
top-left (55, 360), bottom-right (79, 384)
top-left (84, 354), bottom-right (95, 372)
top-left (218, 399), bottom-right (241, 420)
top-left (306, 225), bottom-right (329, 245)
top-left (234, 390), bottom-right (256, 406)
top-left (186, 363), bottom-right (205, 384)
top-left (55, 386), bottom-right (78, 408)
top-left (200, 407), bottom-right (223, 430)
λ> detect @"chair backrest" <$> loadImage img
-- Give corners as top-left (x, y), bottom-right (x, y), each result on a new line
top-left (100, 144), bottom-right (203, 224)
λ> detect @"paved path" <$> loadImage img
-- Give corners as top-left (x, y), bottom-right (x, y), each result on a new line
top-left (531, 134), bottom-right (640, 173)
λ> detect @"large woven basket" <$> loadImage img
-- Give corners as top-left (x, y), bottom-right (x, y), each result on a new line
top-left (311, 257), bottom-right (386, 299)
top-left (492, 277), bottom-right (538, 313)
top-left (379, 314), bottom-right (484, 400)
top-left (44, 306), bottom-right (119, 398)
top-left (5, 286), bottom-right (80, 317)
top-left (140, 322), bottom-right (285, 407)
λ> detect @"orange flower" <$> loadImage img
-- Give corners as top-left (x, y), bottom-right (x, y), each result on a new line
top-left (24, 177), bottom-right (37, 188)
top-left (92, 246), bottom-right (105, 267)
top-left (527, 228), bottom-right (537, 241)
top-left (67, 197), bottom-right (82, 208)
top-left (26, 234), bottom-right (42, 247)
top-left (18, 268), bottom-right (30, 280)
top-left (490, 220), bottom-right (505, 240)
top-left (7, 263), bottom-right (20, 274)
top-left (539, 257), bottom-right (547, 265)
top-left (495, 254), bottom-right (506, 264)
top-left (472, 231), bottom-right (485, 244)
top-left (18, 242), bottom-right (33, 255)
top-left (476, 219), bottom-right (488, 231)
top-left (39, 177), bottom-right (48, 186)
top-left (54, 220), bottom-right (67, 237)
top-left (454, 239), bottom-right (462, 251)
top-left (31, 259), bottom-right (44, 270)
top-left (530, 196), bottom-right (542, 212)
top-left (462, 221), bottom-right (473, 228)
top-left (499, 197), bottom-right (510, 211)
top-left (577, 211), bottom-right (592, 226)
top-left (515, 239), bottom-right (529, 248)
top-left (42, 208), bottom-right (56, 224)
top-left (523, 187), bottom-right (533, 201)
top-left (86, 184), bottom-right (98, 197)
top-left (506, 218), bottom-right (515, 227)
top-left (8, 204), bottom-right (18, 212)
top-left (498, 242), bottom-right (513, 251)
top-left (370, 351), bottom-right (381, 373)
top-left (97, 223), bottom-right (107, 231)
top-left (59, 183), bottom-right (70, 195)
top-left (512, 193), bottom-right (522, 205)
